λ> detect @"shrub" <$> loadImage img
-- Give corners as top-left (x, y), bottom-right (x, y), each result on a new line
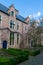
top-left (0, 57), bottom-right (18, 65)
top-left (7, 48), bottom-right (29, 62)
top-left (29, 49), bottom-right (40, 56)
top-left (0, 48), bottom-right (29, 65)
top-left (0, 57), bottom-right (11, 65)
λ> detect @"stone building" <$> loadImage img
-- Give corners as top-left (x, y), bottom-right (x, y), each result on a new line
top-left (0, 3), bottom-right (30, 49)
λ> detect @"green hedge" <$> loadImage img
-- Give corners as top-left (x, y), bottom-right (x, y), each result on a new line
top-left (0, 48), bottom-right (29, 65)
top-left (29, 49), bottom-right (40, 56)
top-left (0, 57), bottom-right (17, 65)
top-left (0, 57), bottom-right (11, 65)
top-left (7, 48), bottom-right (29, 62)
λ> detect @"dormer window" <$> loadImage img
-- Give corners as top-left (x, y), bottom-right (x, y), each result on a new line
top-left (11, 11), bottom-right (14, 16)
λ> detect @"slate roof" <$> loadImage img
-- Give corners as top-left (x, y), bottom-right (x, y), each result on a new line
top-left (0, 3), bottom-right (8, 12)
top-left (0, 3), bottom-right (27, 24)
top-left (0, 3), bottom-right (10, 15)
top-left (16, 15), bottom-right (27, 24)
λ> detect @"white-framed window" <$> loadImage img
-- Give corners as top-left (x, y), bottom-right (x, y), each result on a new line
top-left (10, 20), bottom-right (15, 29)
top-left (10, 32), bottom-right (14, 45)
top-left (17, 33), bottom-right (19, 44)
top-left (17, 23), bottom-right (19, 30)
top-left (0, 15), bottom-right (2, 24)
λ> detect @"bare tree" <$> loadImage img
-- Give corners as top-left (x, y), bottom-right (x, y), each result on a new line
top-left (27, 19), bottom-right (43, 47)
top-left (19, 33), bottom-right (28, 49)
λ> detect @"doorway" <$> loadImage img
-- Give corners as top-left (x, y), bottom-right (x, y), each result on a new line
top-left (2, 40), bottom-right (7, 49)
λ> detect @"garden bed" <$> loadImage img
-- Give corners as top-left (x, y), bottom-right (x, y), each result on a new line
top-left (29, 49), bottom-right (40, 56)
top-left (0, 48), bottom-right (29, 65)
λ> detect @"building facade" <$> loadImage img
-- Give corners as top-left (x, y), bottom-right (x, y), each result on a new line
top-left (0, 4), bottom-right (30, 49)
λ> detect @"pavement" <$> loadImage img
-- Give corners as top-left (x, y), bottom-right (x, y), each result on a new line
top-left (18, 52), bottom-right (43, 65)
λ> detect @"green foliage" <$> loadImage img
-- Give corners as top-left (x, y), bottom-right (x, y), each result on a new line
top-left (0, 48), bottom-right (29, 65)
top-left (29, 49), bottom-right (40, 56)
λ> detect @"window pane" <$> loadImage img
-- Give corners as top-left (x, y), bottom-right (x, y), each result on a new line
top-left (17, 24), bottom-right (19, 30)
top-left (0, 15), bottom-right (2, 22)
top-left (10, 20), bottom-right (15, 29)
top-left (10, 32), bottom-right (14, 45)
top-left (10, 20), bottom-right (12, 28)
top-left (12, 21), bottom-right (15, 29)
top-left (17, 33), bottom-right (19, 44)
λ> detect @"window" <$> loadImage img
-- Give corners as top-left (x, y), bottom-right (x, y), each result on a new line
top-left (10, 20), bottom-right (15, 29)
top-left (10, 32), bottom-right (14, 45)
top-left (25, 26), bottom-right (27, 30)
top-left (10, 20), bottom-right (12, 28)
top-left (17, 33), bottom-right (19, 44)
top-left (0, 15), bottom-right (2, 24)
top-left (11, 11), bottom-right (14, 16)
top-left (17, 24), bottom-right (19, 30)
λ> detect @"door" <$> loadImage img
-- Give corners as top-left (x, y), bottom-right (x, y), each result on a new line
top-left (3, 40), bottom-right (7, 49)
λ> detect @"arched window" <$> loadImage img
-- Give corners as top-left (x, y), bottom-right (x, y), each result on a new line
top-left (11, 11), bottom-right (14, 16)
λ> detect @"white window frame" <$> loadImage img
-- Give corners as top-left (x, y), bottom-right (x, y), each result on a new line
top-left (17, 23), bottom-right (19, 30)
top-left (9, 20), bottom-right (15, 29)
top-left (0, 15), bottom-right (2, 27)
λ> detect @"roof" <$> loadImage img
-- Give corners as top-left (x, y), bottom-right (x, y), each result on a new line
top-left (16, 15), bottom-right (27, 24)
top-left (0, 3), bottom-right (9, 15)
top-left (0, 3), bottom-right (27, 24)
top-left (15, 9), bottom-right (18, 12)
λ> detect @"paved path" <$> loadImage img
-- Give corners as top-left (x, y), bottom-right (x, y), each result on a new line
top-left (18, 52), bottom-right (43, 65)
